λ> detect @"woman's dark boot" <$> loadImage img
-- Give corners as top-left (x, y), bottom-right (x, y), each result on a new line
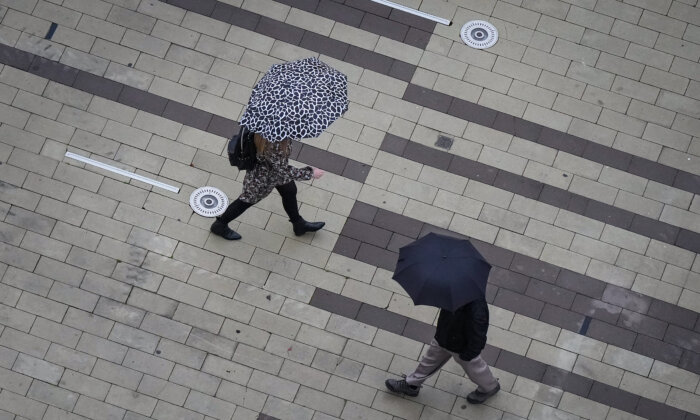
top-left (292, 218), bottom-right (325, 236)
top-left (210, 218), bottom-right (242, 240)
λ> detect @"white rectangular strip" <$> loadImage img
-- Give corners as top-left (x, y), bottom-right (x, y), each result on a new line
top-left (65, 152), bottom-right (180, 193)
top-left (370, 0), bottom-right (451, 25)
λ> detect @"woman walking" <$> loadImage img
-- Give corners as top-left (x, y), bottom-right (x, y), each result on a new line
top-left (213, 56), bottom-right (348, 239)
top-left (211, 133), bottom-right (325, 240)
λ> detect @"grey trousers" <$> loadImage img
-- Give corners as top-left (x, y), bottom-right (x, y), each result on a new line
top-left (405, 339), bottom-right (498, 392)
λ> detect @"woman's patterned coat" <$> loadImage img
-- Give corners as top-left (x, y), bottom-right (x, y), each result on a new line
top-left (239, 141), bottom-right (312, 204)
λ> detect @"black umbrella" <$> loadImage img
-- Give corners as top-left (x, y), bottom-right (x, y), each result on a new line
top-left (392, 232), bottom-right (491, 311)
top-left (240, 57), bottom-right (348, 142)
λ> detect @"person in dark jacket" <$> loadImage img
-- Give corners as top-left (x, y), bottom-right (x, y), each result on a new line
top-left (211, 134), bottom-right (325, 240)
top-left (385, 298), bottom-right (500, 404)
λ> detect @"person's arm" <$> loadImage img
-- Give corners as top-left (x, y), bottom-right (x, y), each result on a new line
top-left (265, 142), bottom-right (314, 180)
top-left (459, 300), bottom-right (489, 361)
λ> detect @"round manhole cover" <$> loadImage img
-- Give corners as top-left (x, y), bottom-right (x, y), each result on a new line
top-left (461, 20), bottom-right (498, 49)
top-left (190, 186), bottom-right (228, 217)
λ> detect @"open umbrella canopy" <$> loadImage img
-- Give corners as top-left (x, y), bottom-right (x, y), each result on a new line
top-left (240, 57), bottom-right (348, 142)
top-left (392, 232), bottom-right (491, 311)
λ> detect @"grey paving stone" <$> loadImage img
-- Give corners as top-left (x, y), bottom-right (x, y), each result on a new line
top-left (186, 328), bottom-right (236, 359)
top-left (73, 394), bottom-right (126, 420)
top-left (45, 343), bottom-right (96, 375)
top-left (72, 70), bottom-right (124, 101)
top-left (601, 284), bottom-right (651, 313)
top-left (59, 370), bottom-right (111, 401)
top-left (170, 364), bottom-right (221, 396)
top-left (541, 366), bottom-right (593, 397)
top-left (173, 304), bottom-right (224, 334)
top-left (571, 295), bottom-right (621, 324)
top-left (12, 353), bottom-right (63, 385)
top-left (356, 304), bottom-right (407, 335)
top-left (647, 299), bottom-right (697, 329)
top-left (63, 303), bottom-right (114, 336)
top-left (137, 375), bottom-right (189, 406)
top-left (0, 389), bottom-right (48, 420)
top-left (76, 333), bottom-right (128, 364)
top-left (16, 292), bottom-right (67, 323)
top-left (48, 281), bottom-right (99, 312)
top-left (27, 380), bottom-right (79, 412)
top-left (489, 267), bottom-right (530, 293)
top-left (617, 309), bottom-right (668, 340)
top-left (155, 338), bottom-right (206, 370)
top-left (123, 348), bottom-right (174, 380)
top-left (0, 365), bottom-right (32, 395)
top-left (109, 323), bottom-right (160, 353)
top-left (586, 319), bottom-right (637, 350)
top-left (539, 304), bottom-right (585, 332)
top-left (29, 317), bottom-right (81, 348)
top-left (496, 351), bottom-right (547, 382)
top-left (401, 319), bottom-right (434, 345)
top-left (94, 298), bottom-right (145, 327)
top-left (632, 334), bottom-right (682, 366)
top-left (526, 279), bottom-right (576, 309)
top-left (309, 288), bottom-right (361, 319)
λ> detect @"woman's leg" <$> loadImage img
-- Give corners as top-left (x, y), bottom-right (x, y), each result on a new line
top-left (210, 199), bottom-right (253, 240)
top-left (275, 181), bottom-right (301, 223)
top-left (276, 181), bottom-right (325, 236)
top-left (218, 199), bottom-right (253, 224)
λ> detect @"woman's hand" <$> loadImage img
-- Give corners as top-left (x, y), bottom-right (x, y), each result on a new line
top-left (312, 167), bottom-right (325, 179)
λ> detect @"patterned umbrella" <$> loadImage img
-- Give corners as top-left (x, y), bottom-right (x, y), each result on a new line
top-left (240, 57), bottom-right (349, 142)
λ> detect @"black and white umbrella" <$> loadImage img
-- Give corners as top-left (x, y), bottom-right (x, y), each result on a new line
top-left (240, 57), bottom-right (348, 142)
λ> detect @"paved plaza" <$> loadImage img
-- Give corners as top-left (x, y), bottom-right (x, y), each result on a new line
top-left (0, 0), bottom-right (699, 418)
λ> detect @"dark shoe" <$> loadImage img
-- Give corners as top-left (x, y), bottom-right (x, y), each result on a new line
top-left (292, 218), bottom-right (325, 236)
top-left (210, 218), bottom-right (241, 240)
top-left (385, 378), bottom-right (420, 397)
top-left (467, 383), bottom-right (500, 404)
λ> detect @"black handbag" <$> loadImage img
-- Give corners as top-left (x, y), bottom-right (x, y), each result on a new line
top-left (228, 125), bottom-right (257, 170)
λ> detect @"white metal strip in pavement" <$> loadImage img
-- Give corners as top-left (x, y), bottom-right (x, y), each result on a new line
top-left (370, 0), bottom-right (452, 25)
top-left (65, 152), bottom-right (180, 193)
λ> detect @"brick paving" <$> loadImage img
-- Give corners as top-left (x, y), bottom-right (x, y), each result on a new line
top-left (0, 0), bottom-right (699, 419)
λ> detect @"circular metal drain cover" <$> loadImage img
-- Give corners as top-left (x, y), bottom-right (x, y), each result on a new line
top-left (461, 20), bottom-right (498, 49)
top-left (190, 186), bottom-right (228, 217)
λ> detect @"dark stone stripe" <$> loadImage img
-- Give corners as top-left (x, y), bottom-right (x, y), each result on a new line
top-left (159, 0), bottom-right (420, 81)
top-left (0, 44), bottom-right (369, 183)
top-left (334, 201), bottom-right (700, 375)
top-left (379, 133), bottom-right (699, 254)
top-left (307, 286), bottom-right (698, 420)
top-left (403, 84), bottom-right (700, 196)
